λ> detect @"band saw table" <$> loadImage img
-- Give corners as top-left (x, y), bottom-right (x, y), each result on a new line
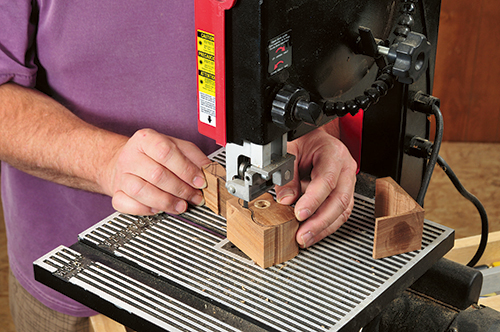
top-left (34, 150), bottom-right (454, 332)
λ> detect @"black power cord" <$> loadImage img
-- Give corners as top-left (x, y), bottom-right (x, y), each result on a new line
top-left (416, 103), bottom-right (443, 206)
top-left (436, 155), bottom-right (489, 267)
top-left (407, 92), bottom-right (489, 266)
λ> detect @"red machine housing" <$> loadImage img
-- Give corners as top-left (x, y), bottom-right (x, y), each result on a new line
top-left (195, 0), bottom-right (236, 146)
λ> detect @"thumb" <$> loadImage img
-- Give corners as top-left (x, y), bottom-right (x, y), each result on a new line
top-left (275, 168), bottom-right (301, 205)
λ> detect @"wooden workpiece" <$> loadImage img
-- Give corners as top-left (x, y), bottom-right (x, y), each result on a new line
top-left (226, 193), bottom-right (299, 268)
top-left (202, 162), bottom-right (299, 268)
top-left (373, 177), bottom-right (424, 259)
top-left (202, 162), bottom-right (233, 218)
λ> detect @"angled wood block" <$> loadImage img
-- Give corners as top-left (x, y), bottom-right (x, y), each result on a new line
top-left (373, 177), bottom-right (425, 259)
top-left (226, 193), bottom-right (299, 268)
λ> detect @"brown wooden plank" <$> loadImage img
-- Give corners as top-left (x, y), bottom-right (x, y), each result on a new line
top-left (467, 0), bottom-right (500, 142)
top-left (433, 0), bottom-right (500, 142)
top-left (433, 0), bottom-right (480, 141)
top-left (444, 231), bottom-right (500, 266)
top-left (479, 295), bottom-right (500, 311)
top-left (424, 142), bottom-right (500, 239)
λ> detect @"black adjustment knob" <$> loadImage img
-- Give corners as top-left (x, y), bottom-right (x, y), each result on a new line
top-left (271, 85), bottom-right (323, 130)
top-left (386, 31), bottom-right (431, 84)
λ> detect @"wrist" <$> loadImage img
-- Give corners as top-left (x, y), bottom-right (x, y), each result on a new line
top-left (95, 133), bottom-right (128, 197)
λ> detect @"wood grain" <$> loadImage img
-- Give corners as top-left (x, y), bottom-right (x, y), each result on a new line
top-left (373, 177), bottom-right (424, 259)
top-left (433, 0), bottom-right (500, 142)
top-left (226, 193), bottom-right (299, 268)
top-left (424, 142), bottom-right (500, 239)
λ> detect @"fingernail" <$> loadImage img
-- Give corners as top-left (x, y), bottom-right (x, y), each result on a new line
top-left (301, 231), bottom-right (314, 248)
top-left (150, 208), bottom-right (161, 215)
top-left (175, 201), bottom-right (187, 214)
top-left (191, 193), bottom-right (205, 207)
top-left (193, 176), bottom-right (207, 189)
top-left (297, 208), bottom-right (311, 221)
top-left (277, 189), bottom-right (294, 204)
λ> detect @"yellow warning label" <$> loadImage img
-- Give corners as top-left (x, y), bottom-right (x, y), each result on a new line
top-left (197, 30), bottom-right (216, 127)
top-left (197, 30), bottom-right (215, 97)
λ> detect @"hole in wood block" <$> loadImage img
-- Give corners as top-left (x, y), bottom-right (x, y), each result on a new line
top-left (254, 200), bottom-right (271, 209)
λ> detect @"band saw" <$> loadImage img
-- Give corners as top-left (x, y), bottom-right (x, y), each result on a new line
top-left (34, 0), bottom-right (500, 331)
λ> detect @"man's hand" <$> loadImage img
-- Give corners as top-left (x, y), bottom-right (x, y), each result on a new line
top-left (275, 127), bottom-right (357, 248)
top-left (102, 129), bottom-right (211, 216)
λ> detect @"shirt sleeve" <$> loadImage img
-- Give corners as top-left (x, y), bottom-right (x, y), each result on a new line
top-left (0, 0), bottom-right (38, 87)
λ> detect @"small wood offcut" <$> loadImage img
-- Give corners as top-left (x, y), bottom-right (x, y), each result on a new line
top-left (373, 177), bottom-right (425, 259)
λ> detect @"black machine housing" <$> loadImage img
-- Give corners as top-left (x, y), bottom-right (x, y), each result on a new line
top-left (224, 0), bottom-right (441, 199)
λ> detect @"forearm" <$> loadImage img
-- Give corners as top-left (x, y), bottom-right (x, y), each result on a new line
top-left (0, 83), bottom-right (126, 194)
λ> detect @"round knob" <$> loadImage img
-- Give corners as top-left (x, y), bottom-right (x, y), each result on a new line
top-left (386, 31), bottom-right (431, 84)
top-left (271, 85), bottom-right (323, 130)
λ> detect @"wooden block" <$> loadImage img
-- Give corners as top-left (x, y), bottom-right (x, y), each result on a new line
top-left (202, 162), bottom-right (232, 218)
top-left (373, 177), bottom-right (424, 259)
top-left (202, 161), bottom-right (299, 268)
top-left (202, 162), bottom-right (225, 215)
top-left (226, 193), bottom-right (299, 268)
top-left (89, 314), bottom-right (127, 332)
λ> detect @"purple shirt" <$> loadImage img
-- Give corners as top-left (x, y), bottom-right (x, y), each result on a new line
top-left (0, 1), bottom-right (217, 316)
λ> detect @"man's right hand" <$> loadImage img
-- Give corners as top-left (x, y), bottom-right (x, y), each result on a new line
top-left (102, 128), bottom-right (211, 216)
top-left (0, 84), bottom-right (211, 216)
